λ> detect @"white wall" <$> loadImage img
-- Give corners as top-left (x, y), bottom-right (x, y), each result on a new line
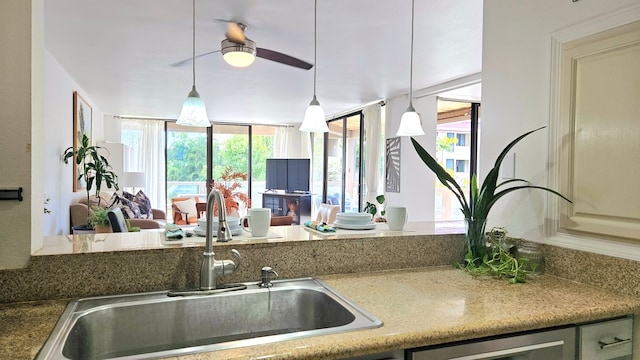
top-left (103, 114), bottom-right (122, 143)
top-left (384, 94), bottom-right (437, 222)
top-left (482, 0), bottom-right (640, 259)
top-left (43, 50), bottom-right (104, 236)
top-left (0, 0), bottom-right (34, 269)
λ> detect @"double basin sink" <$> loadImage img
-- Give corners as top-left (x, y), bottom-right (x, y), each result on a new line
top-left (36, 277), bottom-right (383, 359)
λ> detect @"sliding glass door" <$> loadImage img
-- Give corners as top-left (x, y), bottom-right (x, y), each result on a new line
top-left (165, 123), bottom-right (209, 219)
top-left (165, 123), bottom-right (280, 221)
top-left (324, 113), bottom-right (363, 213)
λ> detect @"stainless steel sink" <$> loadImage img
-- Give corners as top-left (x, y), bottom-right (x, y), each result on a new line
top-left (36, 277), bottom-right (382, 359)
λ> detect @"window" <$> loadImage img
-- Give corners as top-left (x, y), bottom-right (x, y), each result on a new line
top-left (163, 123), bottom-right (280, 221)
top-left (435, 99), bottom-right (480, 221)
top-left (445, 159), bottom-right (454, 170)
top-left (456, 133), bottom-right (467, 146)
top-left (325, 112), bottom-right (363, 213)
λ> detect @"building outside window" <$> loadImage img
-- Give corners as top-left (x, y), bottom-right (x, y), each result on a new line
top-left (435, 100), bottom-right (475, 221)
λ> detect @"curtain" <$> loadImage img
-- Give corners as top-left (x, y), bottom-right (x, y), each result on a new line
top-left (363, 103), bottom-right (382, 204)
top-left (274, 127), bottom-right (289, 157)
top-left (121, 119), bottom-right (166, 212)
top-left (297, 126), bottom-right (312, 159)
top-left (274, 126), bottom-right (312, 159)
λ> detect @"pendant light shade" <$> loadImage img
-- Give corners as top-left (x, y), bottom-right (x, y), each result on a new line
top-left (301, 95), bottom-right (327, 132)
top-left (177, 0), bottom-right (211, 127)
top-left (396, 0), bottom-right (424, 136)
top-left (300, 0), bottom-right (328, 133)
top-left (177, 86), bottom-right (210, 126)
top-left (396, 104), bottom-right (424, 136)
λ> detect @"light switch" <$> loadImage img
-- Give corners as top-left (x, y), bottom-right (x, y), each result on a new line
top-left (501, 153), bottom-right (515, 179)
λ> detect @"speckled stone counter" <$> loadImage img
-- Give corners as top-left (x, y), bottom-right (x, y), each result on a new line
top-left (0, 222), bottom-right (465, 303)
top-left (2, 267), bottom-right (639, 360)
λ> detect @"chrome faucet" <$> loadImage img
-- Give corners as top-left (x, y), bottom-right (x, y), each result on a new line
top-left (199, 188), bottom-right (242, 290)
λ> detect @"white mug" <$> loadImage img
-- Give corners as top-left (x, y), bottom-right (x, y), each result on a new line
top-left (386, 206), bottom-right (407, 231)
top-left (241, 208), bottom-right (271, 237)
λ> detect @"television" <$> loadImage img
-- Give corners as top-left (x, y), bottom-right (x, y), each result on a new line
top-left (265, 158), bottom-right (310, 193)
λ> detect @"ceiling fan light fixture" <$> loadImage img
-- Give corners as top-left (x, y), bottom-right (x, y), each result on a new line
top-left (221, 38), bottom-right (257, 67)
top-left (396, 103), bottom-right (424, 136)
top-left (300, 95), bottom-right (328, 132)
top-left (177, 86), bottom-right (211, 127)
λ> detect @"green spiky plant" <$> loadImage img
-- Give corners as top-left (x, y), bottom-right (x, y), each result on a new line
top-left (410, 126), bottom-right (572, 272)
top-left (63, 133), bottom-right (119, 228)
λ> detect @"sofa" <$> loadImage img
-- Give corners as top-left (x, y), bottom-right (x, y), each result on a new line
top-left (70, 192), bottom-right (166, 231)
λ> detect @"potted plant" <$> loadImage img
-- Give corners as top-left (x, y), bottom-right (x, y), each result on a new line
top-left (364, 195), bottom-right (387, 222)
top-left (63, 133), bottom-right (119, 231)
top-left (88, 207), bottom-right (112, 233)
top-left (210, 166), bottom-right (251, 216)
top-left (410, 127), bottom-right (572, 276)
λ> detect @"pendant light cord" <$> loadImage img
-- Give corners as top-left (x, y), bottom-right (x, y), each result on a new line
top-left (191, 0), bottom-right (196, 88)
top-left (409, 0), bottom-right (414, 105)
top-left (313, 0), bottom-right (318, 97)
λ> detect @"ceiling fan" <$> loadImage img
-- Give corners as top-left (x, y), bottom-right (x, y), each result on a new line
top-left (171, 22), bottom-right (313, 70)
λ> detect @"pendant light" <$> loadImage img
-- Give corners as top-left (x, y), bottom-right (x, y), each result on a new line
top-left (396, 0), bottom-right (425, 136)
top-left (299, 0), bottom-right (329, 133)
top-left (177, 0), bottom-right (211, 127)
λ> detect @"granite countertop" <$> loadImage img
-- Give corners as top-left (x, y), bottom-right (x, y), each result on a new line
top-left (2, 267), bottom-right (639, 360)
top-left (32, 221), bottom-right (464, 256)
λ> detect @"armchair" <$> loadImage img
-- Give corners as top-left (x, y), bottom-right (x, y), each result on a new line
top-left (171, 197), bottom-right (206, 225)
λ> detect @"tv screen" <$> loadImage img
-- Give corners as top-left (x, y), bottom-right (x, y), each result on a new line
top-left (265, 158), bottom-right (310, 192)
top-left (286, 159), bottom-right (310, 192)
top-left (265, 159), bottom-right (287, 190)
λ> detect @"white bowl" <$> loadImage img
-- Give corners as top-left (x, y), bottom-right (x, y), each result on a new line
top-left (197, 217), bottom-right (241, 230)
top-left (335, 212), bottom-right (372, 225)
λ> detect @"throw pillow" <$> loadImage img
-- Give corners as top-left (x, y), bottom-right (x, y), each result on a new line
top-left (174, 198), bottom-right (198, 222)
top-left (123, 190), bottom-right (153, 219)
top-left (108, 193), bottom-right (141, 219)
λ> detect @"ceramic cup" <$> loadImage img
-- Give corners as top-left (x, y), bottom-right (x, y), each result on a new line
top-left (386, 206), bottom-right (408, 231)
top-left (242, 208), bottom-right (272, 237)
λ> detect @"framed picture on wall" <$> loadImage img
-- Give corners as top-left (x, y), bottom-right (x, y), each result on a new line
top-left (73, 91), bottom-right (92, 192)
top-left (385, 137), bottom-right (401, 193)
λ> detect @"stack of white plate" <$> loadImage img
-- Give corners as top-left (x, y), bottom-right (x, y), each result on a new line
top-left (194, 217), bottom-right (243, 237)
top-left (333, 212), bottom-right (376, 230)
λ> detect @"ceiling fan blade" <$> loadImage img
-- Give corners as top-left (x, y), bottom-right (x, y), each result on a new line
top-left (169, 50), bottom-right (221, 67)
top-left (225, 22), bottom-right (246, 44)
top-left (256, 48), bottom-right (313, 70)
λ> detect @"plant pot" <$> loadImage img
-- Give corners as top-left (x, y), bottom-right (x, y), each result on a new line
top-left (94, 224), bottom-right (112, 233)
top-left (464, 218), bottom-right (489, 264)
top-left (72, 225), bottom-right (95, 235)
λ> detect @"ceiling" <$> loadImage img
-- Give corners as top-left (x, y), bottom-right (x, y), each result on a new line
top-left (44, 0), bottom-right (483, 125)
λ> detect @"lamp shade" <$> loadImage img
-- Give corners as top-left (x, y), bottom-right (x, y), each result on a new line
top-left (396, 104), bottom-right (425, 136)
top-left (177, 86), bottom-right (211, 127)
top-left (122, 172), bottom-right (145, 188)
top-left (221, 39), bottom-right (257, 67)
top-left (300, 96), bottom-right (328, 132)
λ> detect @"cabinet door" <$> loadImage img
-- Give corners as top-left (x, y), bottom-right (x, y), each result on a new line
top-left (262, 195), bottom-right (282, 215)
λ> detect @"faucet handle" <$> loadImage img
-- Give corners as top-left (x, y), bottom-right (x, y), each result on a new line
top-left (260, 266), bottom-right (278, 288)
top-left (220, 249), bottom-right (242, 276)
top-left (231, 249), bottom-right (242, 271)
